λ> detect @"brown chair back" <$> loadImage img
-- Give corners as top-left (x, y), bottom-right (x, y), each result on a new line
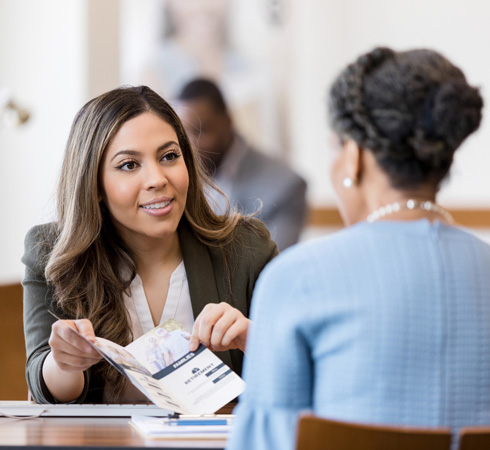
top-left (458, 427), bottom-right (490, 450)
top-left (296, 415), bottom-right (452, 450)
top-left (0, 282), bottom-right (28, 400)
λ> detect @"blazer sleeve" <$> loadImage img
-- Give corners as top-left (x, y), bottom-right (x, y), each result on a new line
top-left (223, 218), bottom-right (279, 375)
top-left (22, 224), bottom-right (91, 404)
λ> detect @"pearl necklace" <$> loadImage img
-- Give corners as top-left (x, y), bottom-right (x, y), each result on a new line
top-left (366, 199), bottom-right (454, 224)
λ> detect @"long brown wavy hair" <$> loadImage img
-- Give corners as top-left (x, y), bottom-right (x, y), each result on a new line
top-left (44, 86), bottom-right (250, 399)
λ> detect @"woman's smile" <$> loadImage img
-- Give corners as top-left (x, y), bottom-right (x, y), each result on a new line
top-left (140, 197), bottom-right (174, 216)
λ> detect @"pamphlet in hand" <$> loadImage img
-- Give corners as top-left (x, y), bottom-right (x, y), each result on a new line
top-left (71, 318), bottom-right (245, 415)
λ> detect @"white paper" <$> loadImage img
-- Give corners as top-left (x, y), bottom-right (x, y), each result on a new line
top-left (130, 414), bottom-right (232, 440)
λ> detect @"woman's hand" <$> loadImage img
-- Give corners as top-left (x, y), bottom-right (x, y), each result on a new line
top-left (189, 303), bottom-right (250, 353)
top-left (42, 319), bottom-right (102, 402)
top-left (48, 319), bottom-right (102, 372)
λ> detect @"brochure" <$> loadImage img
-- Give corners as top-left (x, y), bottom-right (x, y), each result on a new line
top-left (73, 318), bottom-right (245, 415)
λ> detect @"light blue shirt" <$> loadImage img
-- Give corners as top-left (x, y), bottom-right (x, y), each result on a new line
top-left (227, 220), bottom-right (490, 450)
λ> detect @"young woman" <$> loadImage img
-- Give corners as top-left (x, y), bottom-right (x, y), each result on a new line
top-left (227, 47), bottom-right (490, 450)
top-left (22, 86), bottom-right (277, 403)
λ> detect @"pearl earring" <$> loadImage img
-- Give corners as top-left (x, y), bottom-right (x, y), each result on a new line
top-left (343, 177), bottom-right (354, 188)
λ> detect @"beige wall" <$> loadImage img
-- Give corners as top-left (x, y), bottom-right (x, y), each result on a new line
top-left (286, 0), bottom-right (490, 209)
top-left (0, 0), bottom-right (120, 283)
top-left (121, 0), bottom-right (490, 208)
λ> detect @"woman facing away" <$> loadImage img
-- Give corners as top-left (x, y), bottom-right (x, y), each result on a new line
top-left (227, 47), bottom-right (490, 450)
top-left (22, 86), bottom-right (277, 403)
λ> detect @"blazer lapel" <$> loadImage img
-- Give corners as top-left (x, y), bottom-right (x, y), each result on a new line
top-left (178, 220), bottom-right (220, 318)
top-left (178, 220), bottom-right (234, 369)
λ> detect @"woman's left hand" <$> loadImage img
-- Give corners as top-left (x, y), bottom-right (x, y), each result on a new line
top-left (189, 303), bottom-right (249, 353)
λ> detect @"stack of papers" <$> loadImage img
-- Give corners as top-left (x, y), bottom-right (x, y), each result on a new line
top-left (130, 414), bottom-right (234, 440)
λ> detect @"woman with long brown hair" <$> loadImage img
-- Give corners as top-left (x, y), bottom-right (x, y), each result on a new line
top-left (22, 85), bottom-right (277, 403)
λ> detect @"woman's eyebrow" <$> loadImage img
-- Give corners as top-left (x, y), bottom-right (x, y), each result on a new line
top-left (110, 149), bottom-right (140, 162)
top-left (110, 141), bottom-right (180, 162)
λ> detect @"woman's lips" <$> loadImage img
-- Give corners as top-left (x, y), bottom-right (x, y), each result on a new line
top-left (140, 199), bottom-right (174, 216)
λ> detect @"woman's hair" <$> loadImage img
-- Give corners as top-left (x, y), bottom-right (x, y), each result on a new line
top-left (44, 86), bottom-right (250, 399)
top-left (328, 47), bottom-right (483, 189)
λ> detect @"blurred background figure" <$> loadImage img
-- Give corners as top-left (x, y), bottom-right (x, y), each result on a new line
top-left (177, 78), bottom-right (308, 251)
top-left (140, 0), bottom-right (280, 155)
top-left (144, 0), bottom-right (237, 97)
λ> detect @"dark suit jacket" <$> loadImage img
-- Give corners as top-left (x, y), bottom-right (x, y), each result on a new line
top-left (22, 218), bottom-right (277, 404)
top-left (215, 136), bottom-right (308, 251)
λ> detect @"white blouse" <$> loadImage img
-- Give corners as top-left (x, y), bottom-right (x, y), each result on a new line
top-left (124, 261), bottom-right (194, 337)
top-left (104, 261), bottom-right (194, 402)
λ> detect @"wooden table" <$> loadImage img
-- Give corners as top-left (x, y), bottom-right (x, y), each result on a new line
top-left (0, 416), bottom-right (227, 449)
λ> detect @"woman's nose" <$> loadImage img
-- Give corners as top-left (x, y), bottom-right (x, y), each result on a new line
top-left (143, 162), bottom-right (168, 190)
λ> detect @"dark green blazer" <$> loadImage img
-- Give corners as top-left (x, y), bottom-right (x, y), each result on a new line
top-left (22, 218), bottom-right (278, 404)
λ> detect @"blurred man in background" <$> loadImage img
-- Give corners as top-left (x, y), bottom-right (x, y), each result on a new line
top-left (177, 78), bottom-right (308, 251)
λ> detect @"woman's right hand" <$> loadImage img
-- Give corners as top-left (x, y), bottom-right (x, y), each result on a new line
top-left (42, 319), bottom-right (102, 402)
top-left (48, 319), bottom-right (102, 371)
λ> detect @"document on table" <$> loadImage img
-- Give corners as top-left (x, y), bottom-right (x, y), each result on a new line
top-left (130, 414), bottom-right (234, 440)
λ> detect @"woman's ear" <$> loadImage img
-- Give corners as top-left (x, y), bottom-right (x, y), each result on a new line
top-left (344, 139), bottom-right (363, 184)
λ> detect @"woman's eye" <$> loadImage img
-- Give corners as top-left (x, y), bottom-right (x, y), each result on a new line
top-left (162, 151), bottom-right (180, 162)
top-left (117, 161), bottom-right (138, 171)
